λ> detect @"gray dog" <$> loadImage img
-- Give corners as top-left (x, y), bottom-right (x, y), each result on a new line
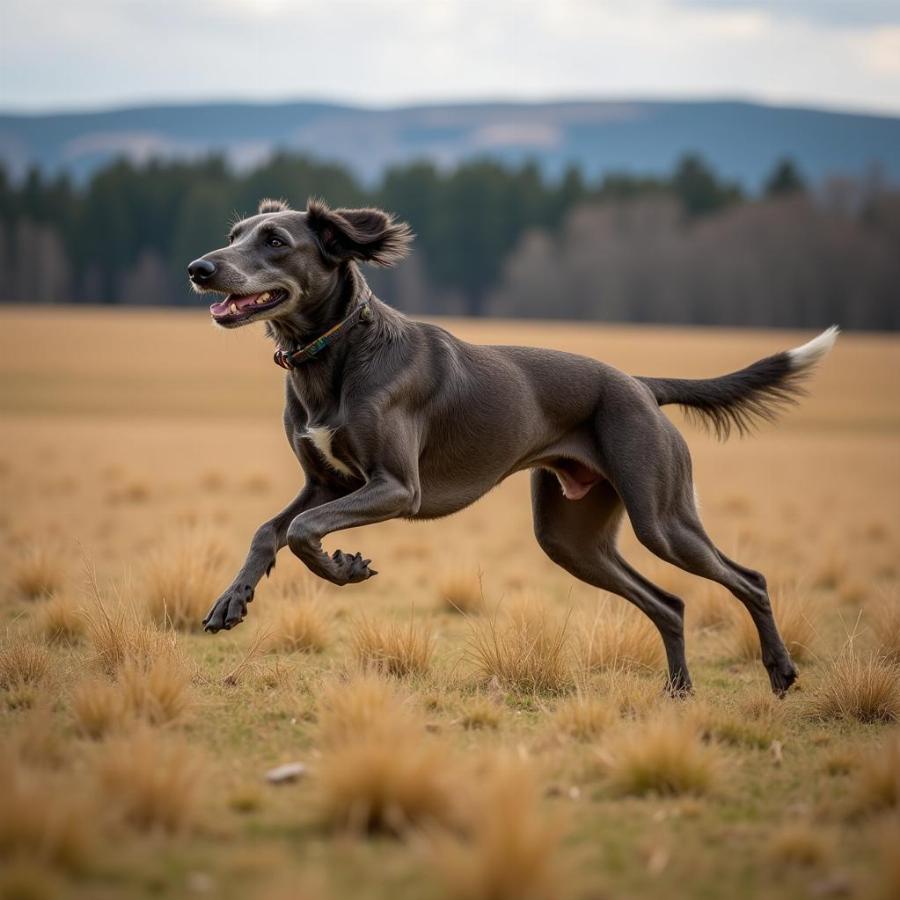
top-left (188, 197), bottom-right (837, 695)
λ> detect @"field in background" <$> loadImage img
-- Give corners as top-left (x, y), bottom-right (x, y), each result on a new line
top-left (1, 307), bottom-right (898, 900)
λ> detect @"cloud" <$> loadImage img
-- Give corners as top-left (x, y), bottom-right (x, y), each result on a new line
top-left (0, 0), bottom-right (898, 115)
top-left (676, 1), bottom-right (900, 29)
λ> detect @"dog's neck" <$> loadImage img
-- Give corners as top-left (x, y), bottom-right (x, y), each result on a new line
top-left (265, 263), bottom-right (407, 419)
top-left (266, 263), bottom-right (366, 352)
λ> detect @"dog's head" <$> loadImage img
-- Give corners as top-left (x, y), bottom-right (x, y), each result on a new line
top-left (188, 198), bottom-right (412, 328)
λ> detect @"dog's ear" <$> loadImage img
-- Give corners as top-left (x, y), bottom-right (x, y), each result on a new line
top-left (258, 197), bottom-right (290, 214)
top-left (305, 198), bottom-right (413, 267)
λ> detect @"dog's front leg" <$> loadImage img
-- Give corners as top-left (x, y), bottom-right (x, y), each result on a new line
top-left (286, 473), bottom-right (418, 586)
top-left (203, 481), bottom-right (339, 632)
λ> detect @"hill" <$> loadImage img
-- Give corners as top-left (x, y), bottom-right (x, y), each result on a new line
top-left (2, 98), bottom-right (899, 187)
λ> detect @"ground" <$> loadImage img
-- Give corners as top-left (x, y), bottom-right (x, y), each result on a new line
top-left (0, 306), bottom-right (898, 900)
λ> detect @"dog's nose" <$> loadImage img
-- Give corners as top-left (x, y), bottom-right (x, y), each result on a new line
top-left (188, 258), bottom-right (217, 281)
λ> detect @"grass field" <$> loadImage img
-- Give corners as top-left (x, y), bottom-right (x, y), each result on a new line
top-left (1, 306), bottom-right (898, 900)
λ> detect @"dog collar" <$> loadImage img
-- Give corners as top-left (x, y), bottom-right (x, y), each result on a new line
top-left (273, 290), bottom-right (373, 370)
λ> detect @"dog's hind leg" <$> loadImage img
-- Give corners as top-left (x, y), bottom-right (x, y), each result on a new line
top-left (607, 416), bottom-right (797, 695)
top-left (531, 470), bottom-right (692, 694)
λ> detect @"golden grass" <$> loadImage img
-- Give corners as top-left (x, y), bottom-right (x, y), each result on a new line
top-left (265, 599), bottom-right (329, 654)
top-left (316, 675), bottom-right (461, 835)
top-left (601, 669), bottom-right (665, 720)
top-left (553, 692), bottom-right (616, 740)
top-left (83, 570), bottom-right (178, 676)
top-left (689, 698), bottom-right (782, 749)
top-left (457, 693), bottom-right (502, 731)
top-left (317, 672), bottom-right (415, 750)
top-left (729, 589), bottom-right (815, 662)
top-left (95, 728), bottom-right (205, 833)
top-left (806, 644), bottom-right (900, 723)
top-left (0, 756), bottom-right (93, 872)
top-left (32, 592), bottom-right (85, 645)
top-left (141, 532), bottom-right (226, 631)
top-left (866, 590), bottom-right (900, 663)
top-left (0, 639), bottom-right (50, 694)
top-left (766, 822), bottom-right (832, 869)
top-left (430, 754), bottom-right (565, 900)
top-left (875, 821), bottom-right (900, 900)
top-left (437, 569), bottom-right (485, 614)
top-left (578, 598), bottom-right (665, 673)
top-left (350, 614), bottom-right (434, 678)
top-left (603, 714), bottom-right (722, 797)
top-left (71, 653), bottom-right (192, 737)
top-left (10, 545), bottom-right (66, 600)
top-left (847, 732), bottom-right (900, 818)
top-left (467, 600), bottom-right (572, 694)
top-left (1, 311), bottom-right (899, 899)
top-left (688, 585), bottom-right (732, 631)
top-left (70, 677), bottom-right (128, 739)
top-left (118, 654), bottom-right (193, 726)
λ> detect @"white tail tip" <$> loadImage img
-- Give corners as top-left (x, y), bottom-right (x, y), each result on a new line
top-left (788, 325), bottom-right (840, 370)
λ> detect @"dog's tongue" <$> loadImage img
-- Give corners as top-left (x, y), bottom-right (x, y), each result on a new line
top-left (210, 294), bottom-right (263, 317)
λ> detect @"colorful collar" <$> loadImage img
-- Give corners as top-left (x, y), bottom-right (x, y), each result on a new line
top-left (273, 290), bottom-right (373, 370)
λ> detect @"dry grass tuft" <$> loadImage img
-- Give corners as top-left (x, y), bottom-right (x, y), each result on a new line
top-left (467, 600), bottom-right (572, 695)
top-left (10, 546), bottom-right (66, 601)
top-left (70, 677), bottom-right (128, 739)
top-left (806, 643), bottom-right (900, 724)
top-left (350, 614), bottom-right (434, 678)
top-left (0, 756), bottom-right (93, 872)
top-left (553, 693), bottom-right (616, 741)
top-left (730, 589), bottom-right (815, 662)
top-left (866, 590), bottom-right (900, 663)
top-left (437, 569), bottom-right (485, 615)
top-left (766, 822), bottom-right (832, 868)
top-left (317, 672), bottom-right (414, 750)
top-left (600, 668), bottom-right (664, 720)
top-left (95, 728), bottom-right (205, 833)
top-left (72, 653), bottom-right (192, 737)
top-left (603, 714), bottom-right (721, 797)
top-left (689, 699), bottom-right (781, 749)
top-left (316, 675), bottom-right (461, 835)
top-left (578, 599), bottom-right (664, 673)
top-left (847, 732), bottom-right (900, 818)
top-left (457, 693), bottom-right (502, 731)
top-left (119, 654), bottom-right (193, 726)
top-left (32, 592), bottom-right (85, 646)
top-left (142, 533), bottom-right (226, 631)
top-left (265, 600), bottom-right (329, 654)
top-left (83, 571), bottom-right (177, 676)
top-left (688, 585), bottom-right (732, 631)
top-left (431, 753), bottom-right (565, 900)
top-left (0, 640), bottom-right (50, 707)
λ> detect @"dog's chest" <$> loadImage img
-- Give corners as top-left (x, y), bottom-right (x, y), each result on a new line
top-left (302, 426), bottom-right (354, 478)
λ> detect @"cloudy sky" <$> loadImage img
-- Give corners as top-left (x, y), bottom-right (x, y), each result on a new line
top-left (2, 0), bottom-right (899, 114)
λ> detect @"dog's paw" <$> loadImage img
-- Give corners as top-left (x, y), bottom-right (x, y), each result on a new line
top-left (767, 659), bottom-right (799, 697)
top-left (331, 550), bottom-right (377, 584)
top-left (203, 582), bottom-right (254, 633)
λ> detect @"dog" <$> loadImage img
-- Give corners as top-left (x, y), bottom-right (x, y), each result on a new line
top-left (188, 196), bottom-right (838, 695)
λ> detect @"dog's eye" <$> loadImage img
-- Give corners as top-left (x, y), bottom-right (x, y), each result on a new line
top-left (267, 237), bottom-right (285, 248)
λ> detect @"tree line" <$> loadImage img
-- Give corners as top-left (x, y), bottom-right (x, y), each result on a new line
top-left (0, 153), bottom-right (897, 329)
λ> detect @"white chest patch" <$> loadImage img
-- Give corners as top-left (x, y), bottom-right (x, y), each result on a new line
top-left (305, 426), bottom-right (354, 478)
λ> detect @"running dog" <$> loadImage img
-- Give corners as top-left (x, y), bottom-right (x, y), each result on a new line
top-left (188, 197), bottom-right (838, 695)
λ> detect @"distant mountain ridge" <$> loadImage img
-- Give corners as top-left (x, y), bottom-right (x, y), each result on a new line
top-left (1, 98), bottom-right (899, 187)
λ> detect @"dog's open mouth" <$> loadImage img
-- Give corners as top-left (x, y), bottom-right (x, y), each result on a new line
top-left (209, 289), bottom-right (289, 324)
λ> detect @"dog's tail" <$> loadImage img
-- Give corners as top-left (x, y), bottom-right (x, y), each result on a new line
top-left (638, 326), bottom-right (839, 440)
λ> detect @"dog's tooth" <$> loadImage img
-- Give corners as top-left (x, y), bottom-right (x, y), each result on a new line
top-left (229, 302), bottom-right (238, 315)
top-left (258, 292), bottom-right (270, 303)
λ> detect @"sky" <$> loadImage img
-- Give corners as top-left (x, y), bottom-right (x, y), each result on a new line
top-left (2, 0), bottom-right (899, 115)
